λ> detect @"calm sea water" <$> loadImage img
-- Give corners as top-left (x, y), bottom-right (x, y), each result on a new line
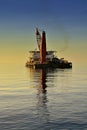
top-left (0, 63), bottom-right (87, 130)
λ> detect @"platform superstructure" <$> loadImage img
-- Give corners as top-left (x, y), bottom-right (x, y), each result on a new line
top-left (26, 28), bottom-right (72, 69)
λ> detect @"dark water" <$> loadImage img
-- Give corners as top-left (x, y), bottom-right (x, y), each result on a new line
top-left (0, 64), bottom-right (87, 130)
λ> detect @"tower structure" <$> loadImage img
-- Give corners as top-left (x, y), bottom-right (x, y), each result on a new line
top-left (40, 31), bottom-right (46, 63)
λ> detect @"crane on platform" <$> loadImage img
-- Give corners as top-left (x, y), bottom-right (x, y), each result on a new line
top-left (36, 28), bottom-right (41, 50)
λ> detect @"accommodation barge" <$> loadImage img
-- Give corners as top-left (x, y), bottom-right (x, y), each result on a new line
top-left (26, 28), bottom-right (72, 69)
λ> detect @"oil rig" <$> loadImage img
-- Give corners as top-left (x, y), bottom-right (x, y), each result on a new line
top-left (26, 28), bottom-right (72, 69)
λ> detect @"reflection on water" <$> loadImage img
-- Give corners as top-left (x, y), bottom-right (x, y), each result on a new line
top-left (28, 67), bottom-right (87, 129)
top-left (29, 68), bottom-right (50, 124)
top-left (36, 69), bottom-right (50, 124)
top-left (0, 64), bottom-right (87, 130)
top-left (39, 69), bottom-right (47, 94)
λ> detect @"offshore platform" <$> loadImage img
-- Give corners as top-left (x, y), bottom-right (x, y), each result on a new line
top-left (26, 28), bottom-right (72, 69)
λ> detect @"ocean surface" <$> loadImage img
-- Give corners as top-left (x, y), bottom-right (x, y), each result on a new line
top-left (0, 63), bottom-right (87, 130)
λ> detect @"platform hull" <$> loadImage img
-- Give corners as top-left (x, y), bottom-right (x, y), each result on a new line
top-left (26, 62), bottom-right (72, 69)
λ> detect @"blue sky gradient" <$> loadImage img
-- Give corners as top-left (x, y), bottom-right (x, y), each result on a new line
top-left (0, 0), bottom-right (87, 64)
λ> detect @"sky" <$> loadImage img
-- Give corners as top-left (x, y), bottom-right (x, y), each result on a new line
top-left (0, 0), bottom-right (87, 65)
